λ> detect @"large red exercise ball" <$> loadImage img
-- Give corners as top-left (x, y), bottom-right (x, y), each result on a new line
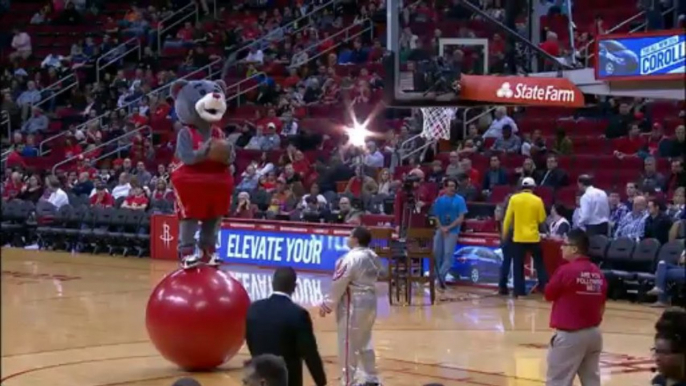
top-left (146, 265), bottom-right (250, 371)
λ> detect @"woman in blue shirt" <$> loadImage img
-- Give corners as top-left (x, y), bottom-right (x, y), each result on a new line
top-left (431, 178), bottom-right (468, 290)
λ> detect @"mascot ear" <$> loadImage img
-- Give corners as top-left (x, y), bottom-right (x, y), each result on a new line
top-left (215, 80), bottom-right (227, 95)
top-left (170, 80), bottom-right (188, 100)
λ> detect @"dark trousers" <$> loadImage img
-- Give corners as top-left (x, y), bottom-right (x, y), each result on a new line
top-left (498, 241), bottom-right (513, 293)
top-left (585, 222), bottom-right (609, 237)
top-left (500, 241), bottom-right (548, 296)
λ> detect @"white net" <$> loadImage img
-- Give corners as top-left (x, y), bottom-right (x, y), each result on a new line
top-left (420, 107), bottom-right (457, 141)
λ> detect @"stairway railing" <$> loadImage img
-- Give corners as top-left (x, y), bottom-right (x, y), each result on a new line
top-left (39, 59), bottom-right (223, 156)
top-left (581, 11), bottom-right (646, 67)
top-left (28, 73), bottom-right (79, 113)
top-left (461, 106), bottom-right (496, 139)
top-left (51, 125), bottom-right (152, 175)
top-left (2, 111), bottom-right (10, 141)
top-left (398, 134), bottom-right (435, 163)
top-left (220, 0), bottom-right (346, 80)
top-left (222, 19), bottom-right (373, 107)
top-left (156, 2), bottom-right (199, 54)
top-left (626, 6), bottom-right (677, 33)
top-left (296, 19), bottom-right (374, 68)
top-left (225, 72), bottom-right (267, 105)
top-left (96, 37), bottom-right (142, 83)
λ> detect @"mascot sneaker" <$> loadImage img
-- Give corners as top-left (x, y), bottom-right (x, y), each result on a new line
top-left (181, 254), bottom-right (202, 269)
top-left (205, 252), bottom-right (223, 267)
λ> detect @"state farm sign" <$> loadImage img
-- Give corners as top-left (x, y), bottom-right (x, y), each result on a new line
top-left (496, 82), bottom-right (577, 103)
top-left (460, 75), bottom-right (585, 108)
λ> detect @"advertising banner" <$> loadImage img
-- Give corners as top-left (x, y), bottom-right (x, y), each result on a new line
top-left (448, 236), bottom-right (538, 291)
top-left (459, 74), bottom-right (585, 108)
top-left (150, 215), bottom-right (561, 288)
top-left (595, 29), bottom-right (685, 81)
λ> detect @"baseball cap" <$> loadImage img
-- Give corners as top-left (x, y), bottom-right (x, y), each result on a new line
top-left (521, 177), bottom-right (536, 188)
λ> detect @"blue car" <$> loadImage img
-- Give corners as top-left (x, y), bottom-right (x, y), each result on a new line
top-left (450, 246), bottom-right (503, 284)
top-left (598, 40), bottom-right (639, 76)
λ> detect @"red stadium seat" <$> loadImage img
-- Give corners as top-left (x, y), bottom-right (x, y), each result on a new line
top-left (555, 186), bottom-right (577, 209)
top-left (534, 186), bottom-right (554, 207)
top-left (489, 185), bottom-right (513, 204)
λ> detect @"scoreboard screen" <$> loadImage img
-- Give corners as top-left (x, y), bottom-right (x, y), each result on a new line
top-left (595, 29), bottom-right (685, 81)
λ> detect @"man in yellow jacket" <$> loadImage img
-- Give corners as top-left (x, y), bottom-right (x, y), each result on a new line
top-left (502, 177), bottom-right (549, 297)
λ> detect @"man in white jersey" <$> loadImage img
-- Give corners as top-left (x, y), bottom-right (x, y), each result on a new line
top-left (319, 226), bottom-right (382, 386)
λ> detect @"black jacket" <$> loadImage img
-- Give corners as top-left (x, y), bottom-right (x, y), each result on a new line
top-left (245, 294), bottom-right (327, 386)
top-left (644, 213), bottom-right (673, 244)
top-left (536, 168), bottom-right (569, 189)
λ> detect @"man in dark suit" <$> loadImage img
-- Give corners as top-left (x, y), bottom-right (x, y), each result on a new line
top-left (536, 155), bottom-right (569, 189)
top-left (245, 267), bottom-right (327, 386)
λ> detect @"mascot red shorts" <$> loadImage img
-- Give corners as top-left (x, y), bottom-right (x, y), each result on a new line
top-left (171, 167), bottom-right (234, 220)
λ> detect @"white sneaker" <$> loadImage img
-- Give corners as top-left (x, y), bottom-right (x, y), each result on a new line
top-left (181, 254), bottom-right (202, 269)
top-left (206, 252), bottom-right (223, 267)
top-left (646, 287), bottom-right (663, 296)
top-left (24, 244), bottom-right (39, 250)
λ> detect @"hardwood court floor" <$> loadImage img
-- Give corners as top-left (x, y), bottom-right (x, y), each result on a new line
top-left (1, 248), bottom-right (661, 386)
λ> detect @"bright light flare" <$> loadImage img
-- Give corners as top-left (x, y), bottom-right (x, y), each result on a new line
top-left (346, 119), bottom-right (371, 148)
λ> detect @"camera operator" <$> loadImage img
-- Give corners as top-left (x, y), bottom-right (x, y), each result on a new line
top-left (394, 169), bottom-right (434, 235)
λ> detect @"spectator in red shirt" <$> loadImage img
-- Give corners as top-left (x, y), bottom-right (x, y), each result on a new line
top-left (151, 179), bottom-right (173, 202)
top-left (90, 182), bottom-right (115, 207)
top-left (121, 186), bottom-right (149, 211)
top-left (544, 229), bottom-right (607, 386)
top-left (291, 150), bottom-right (310, 177)
top-left (76, 156), bottom-right (98, 180)
top-left (3, 171), bottom-right (25, 201)
top-left (367, 40), bottom-right (384, 63)
top-left (460, 158), bottom-right (481, 186)
top-left (164, 21), bottom-right (195, 48)
top-left (613, 124), bottom-right (645, 158)
top-left (540, 31), bottom-right (561, 70)
top-left (646, 123), bottom-right (667, 156)
top-left (345, 165), bottom-right (378, 197)
top-left (62, 136), bottom-right (82, 159)
top-left (283, 68), bottom-right (300, 89)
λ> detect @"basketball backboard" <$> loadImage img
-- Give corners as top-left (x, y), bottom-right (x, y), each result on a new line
top-left (383, 0), bottom-right (581, 109)
top-left (384, 0), bottom-right (506, 108)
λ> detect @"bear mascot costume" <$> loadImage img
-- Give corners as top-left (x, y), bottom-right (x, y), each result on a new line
top-left (169, 79), bottom-right (234, 269)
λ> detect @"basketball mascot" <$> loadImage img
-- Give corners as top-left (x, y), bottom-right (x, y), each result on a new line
top-left (169, 79), bottom-right (234, 269)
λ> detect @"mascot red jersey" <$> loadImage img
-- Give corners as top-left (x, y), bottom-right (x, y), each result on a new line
top-left (169, 79), bottom-right (234, 269)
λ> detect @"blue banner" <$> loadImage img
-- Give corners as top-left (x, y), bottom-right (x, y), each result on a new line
top-left (209, 228), bottom-right (534, 290)
top-left (216, 228), bottom-right (350, 271)
top-left (596, 31), bottom-right (685, 80)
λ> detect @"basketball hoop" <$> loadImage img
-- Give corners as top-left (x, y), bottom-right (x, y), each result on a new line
top-left (420, 107), bottom-right (456, 141)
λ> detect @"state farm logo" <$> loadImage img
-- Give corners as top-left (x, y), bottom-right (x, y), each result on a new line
top-left (496, 82), bottom-right (515, 98)
top-left (495, 82), bottom-right (576, 103)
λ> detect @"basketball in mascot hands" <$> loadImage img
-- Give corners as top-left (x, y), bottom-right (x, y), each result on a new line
top-left (208, 139), bottom-right (231, 163)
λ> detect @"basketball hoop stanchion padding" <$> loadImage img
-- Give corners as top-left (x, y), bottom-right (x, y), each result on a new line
top-left (420, 107), bottom-right (457, 140)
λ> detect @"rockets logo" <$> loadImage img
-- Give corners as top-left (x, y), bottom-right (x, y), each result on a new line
top-left (160, 222), bottom-right (174, 249)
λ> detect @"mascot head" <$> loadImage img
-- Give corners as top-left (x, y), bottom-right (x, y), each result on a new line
top-left (170, 79), bottom-right (228, 129)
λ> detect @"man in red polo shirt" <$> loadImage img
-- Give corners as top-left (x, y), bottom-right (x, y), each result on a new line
top-left (544, 229), bottom-right (608, 386)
